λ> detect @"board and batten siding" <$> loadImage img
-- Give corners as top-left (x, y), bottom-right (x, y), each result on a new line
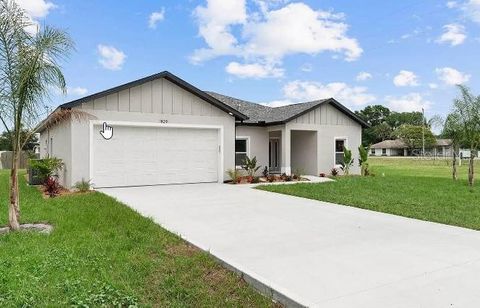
top-left (81, 79), bottom-right (225, 118)
top-left (291, 103), bottom-right (358, 126)
top-left (50, 77), bottom-right (237, 188)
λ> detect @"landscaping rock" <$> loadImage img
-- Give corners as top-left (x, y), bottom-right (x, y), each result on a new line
top-left (0, 223), bottom-right (53, 235)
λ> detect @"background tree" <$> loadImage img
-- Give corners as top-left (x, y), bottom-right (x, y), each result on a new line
top-left (386, 111), bottom-right (424, 130)
top-left (0, 0), bottom-right (73, 230)
top-left (452, 85), bottom-right (480, 186)
top-left (0, 129), bottom-right (38, 151)
top-left (442, 113), bottom-right (464, 180)
top-left (355, 105), bottom-right (391, 126)
top-left (356, 105), bottom-right (391, 145)
top-left (356, 105), bottom-right (431, 146)
top-left (394, 124), bottom-right (436, 150)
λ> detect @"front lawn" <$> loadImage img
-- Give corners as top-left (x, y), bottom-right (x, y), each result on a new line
top-left (0, 170), bottom-right (274, 307)
top-left (258, 157), bottom-right (480, 230)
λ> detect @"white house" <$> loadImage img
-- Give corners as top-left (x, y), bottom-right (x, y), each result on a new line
top-left (370, 139), bottom-right (453, 157)
top-left (37, 71), bottom-right (367, 188)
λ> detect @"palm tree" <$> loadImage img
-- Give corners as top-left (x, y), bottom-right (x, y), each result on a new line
top-left (442, 113), bottom-right (464, 180)
top-left (452, 85), bottom-right (480, 187)
top-left (0, 0), bottom-right (73, 230)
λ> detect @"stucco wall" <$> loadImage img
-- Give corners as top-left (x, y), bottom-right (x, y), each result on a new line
top-left (42, 77), bottom-right (236, 188)
top-left (39, 120), bottom-right (72, 187)
top-left (291, 130), bottom-right (317, 175)
top-left (235, 126), bottom-right (269, 171)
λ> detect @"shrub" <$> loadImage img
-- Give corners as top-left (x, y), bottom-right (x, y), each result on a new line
top-left (74, 178), bottom-right (92, 192)
top-left (340, 147), bottom-right (353, 175)
top-left (29, 157), bottom-right (64, 182)
top-left (319, 173), bottom-right (326, 177)
top-left (242, 156), bottom-right (261, 177)
top-left (331, 168), bottom-right (339, 176)
top-left (358, 145), bottom-right (371, 176)
top-left (226, 169), bottom-right (241, 184)
top-left (252, 176), bottom-right (260, 184)
top-left (293, 168), bottom-right (304, 180)
top-left (44, 176), bottom-right (60, 198)
top-left (267, 175), bottom-right (275, 182)
top-left (262, 166), bottom-right (269, 177)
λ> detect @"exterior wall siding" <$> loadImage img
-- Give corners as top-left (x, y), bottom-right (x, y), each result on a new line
top-left (47, 77), bottom-right (235, 188)
top-left (81, 79), bottom-right (224, 118)
top-left (236, 126), bottom-right (269, 170)
top-left (39, 120), bottom-right (72, 187)
top-left (287, 103), bottom-right (362, 175)
top-left (292, 103), bottom-right (358, 126)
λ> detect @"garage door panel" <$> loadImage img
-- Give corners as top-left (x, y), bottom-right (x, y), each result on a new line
top-left (92, 125), bottom-right (219, 187)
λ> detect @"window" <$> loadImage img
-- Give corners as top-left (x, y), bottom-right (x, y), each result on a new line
top-left (382, 148), bottom-right (387, 156)
top-left (371, 148), bottom-right (376, 155)
top-left (235, 138), bottom-right (248, 166)
top-left (335, 139), bottom-right (345, 165)
top-left (50, 137), bottom-right (53, 157)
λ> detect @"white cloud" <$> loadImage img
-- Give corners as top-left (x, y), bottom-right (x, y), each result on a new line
top-left (462, 0), bottom-right (480, 23)
top-left (446, 1), bottom-right (459, 8)
top-left (97, 45), bottom-right (126, 70)
top-left (15, 0), bottom-right (56, 18)
top-left (386, 93), bottom-right (431, 112)
top-left (393, 70), bottom-right (419, 87)
top-left (191, 1), bottom-right (362, 76)
top-left (282, 80), bottom-right (376, 106)
top-left (428, 83), bottom-right (439, 89)
top-left (15, 0), bottom-right (57, 34)
top-left (356, 72), bottom-right (372, 81)
top-left (300, 63), bottom-right (313, 72)
top-left (67, 86), bottom-right (88, 96)
top-left (242, 3), bottom-right (362, 62)
top-left (225, 61), bottom-right (284, 78)
top-left (148, 8), bottom-right (165, 29)
top-left (191, 0), bottom-right (247, 63)
top-left (262, 99), bottom-right (294, 107)
top-left (435, 67), bottom-right (470, 85)
top-left (437, 23), bottom-right (466, 46)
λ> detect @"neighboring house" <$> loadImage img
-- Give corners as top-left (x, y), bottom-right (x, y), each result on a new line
top-left (37, 71), bottom-right (367, 188)
top-left (370, 139), bottom-right (453, 157)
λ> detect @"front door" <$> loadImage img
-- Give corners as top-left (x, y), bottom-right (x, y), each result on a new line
top-left (269, 138), bottom-right (280, 173)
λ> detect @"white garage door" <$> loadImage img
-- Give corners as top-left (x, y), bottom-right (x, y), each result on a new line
top-left (92, 124), bottom-right (219, 187)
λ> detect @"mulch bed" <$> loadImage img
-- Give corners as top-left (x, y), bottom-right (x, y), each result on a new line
top-left (228, 175), bottom-right (309, 184)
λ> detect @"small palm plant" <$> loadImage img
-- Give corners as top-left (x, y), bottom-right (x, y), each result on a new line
top-left (226, 169), bottom-right (241, 184)
top-left (242, 156), bottom-right (261, 178)
top-left (340, 147), bottom-right (354, 175)
top-left (358, 145), bottom-right (371, 176)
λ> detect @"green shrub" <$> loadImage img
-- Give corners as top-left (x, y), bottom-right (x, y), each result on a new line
top-left (340, 147), bottom-right (353, 175)
top-left (242, 156), bottom-right (261, 177)
top-left (226, 169), bottom-right (241, 184)
top-left (74, 178), bottom-right (92, 192)
top-left (29, 157), bottom-right (64, 182)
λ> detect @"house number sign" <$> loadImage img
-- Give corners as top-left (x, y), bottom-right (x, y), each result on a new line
top-left (159, 119), bottom-right (168, 124)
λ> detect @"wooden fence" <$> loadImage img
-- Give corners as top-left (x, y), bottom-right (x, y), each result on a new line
top-left (0, 151), bottom-right (33, 169)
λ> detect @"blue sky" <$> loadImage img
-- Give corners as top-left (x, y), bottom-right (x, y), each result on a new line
top-left (20, 0), bottom-right (480, 119)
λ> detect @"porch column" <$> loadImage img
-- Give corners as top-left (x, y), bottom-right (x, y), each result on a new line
top-left (281, 127), bottom-right (291, 175)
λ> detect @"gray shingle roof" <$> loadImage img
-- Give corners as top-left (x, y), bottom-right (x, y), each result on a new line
top-left (371, 139), bottom-right (407, 149)
top-left (206, 91), bottom-right (369, 127)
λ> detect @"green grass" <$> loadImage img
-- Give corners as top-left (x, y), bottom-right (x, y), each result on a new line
top-left (0, 171), bottom-right (274, 307)
top-left (259, 157), bottom-right (480, 231)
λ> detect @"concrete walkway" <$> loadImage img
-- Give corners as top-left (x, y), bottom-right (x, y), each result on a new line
top-left (100, 183), bottom-right (480, 307)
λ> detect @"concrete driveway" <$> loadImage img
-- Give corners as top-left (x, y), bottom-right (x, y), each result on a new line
top-left (100, 183), bottom-right (480, 307)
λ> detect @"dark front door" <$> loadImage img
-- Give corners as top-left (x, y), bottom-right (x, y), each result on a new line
top-left (269, 138), bottom-right (280, 173)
